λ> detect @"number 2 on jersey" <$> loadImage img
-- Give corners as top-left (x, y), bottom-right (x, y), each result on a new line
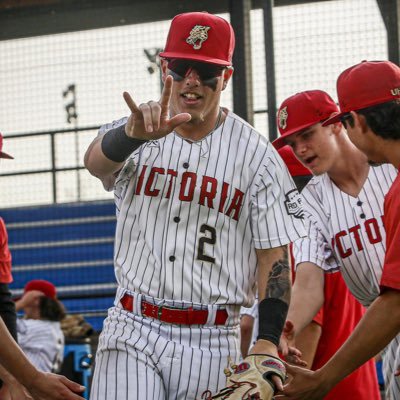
top-left (197, 224), bottom-right (216, 263)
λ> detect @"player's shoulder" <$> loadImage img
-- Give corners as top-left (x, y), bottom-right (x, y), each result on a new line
top-left (301, 174), bottom-right (330, 200)
top-left (226, 111), bottom-right (273, 154)
top-left (226, 111), bottom-right (267, 140)
top-left (98, 116), bottom-right (128, 136)
top-left (370, 163), bottom-right (398, 180)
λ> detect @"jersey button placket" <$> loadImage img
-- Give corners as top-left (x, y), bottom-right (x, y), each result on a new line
top-left (355, 198), bottom-right (365, 218)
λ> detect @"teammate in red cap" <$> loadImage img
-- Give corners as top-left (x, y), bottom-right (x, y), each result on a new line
top-left (15, 279), bottom-right (65, 373)
top-left (276, 64), bottom-right (400, 400)
top-left (85, 11), bottom-right (306, 400)
top-left (277, 145), bottom-right (380, 400)
top-left (0, 135), bottom-right (85, 399)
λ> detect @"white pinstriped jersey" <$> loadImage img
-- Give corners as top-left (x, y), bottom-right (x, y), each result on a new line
top-left (17, 318), bottom-right (64, 373)
top-left (100, 111), bottom-right (305, 307)
top-left (293, 163), bottom-right (400, 398)
top-left (293, 163), bottom-right (397, 307)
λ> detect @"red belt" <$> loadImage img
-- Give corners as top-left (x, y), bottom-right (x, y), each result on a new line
top-left (120, 293), bottom-right (228, 326)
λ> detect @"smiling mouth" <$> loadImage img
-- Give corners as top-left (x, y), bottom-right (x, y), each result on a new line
top-left (181, 93), bottom-right (201, 100)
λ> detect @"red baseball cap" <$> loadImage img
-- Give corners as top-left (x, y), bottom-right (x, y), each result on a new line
top-left (278, 145), bottom-right (311, 177)
top-left (159, 12), bottom-right (235, 66)
top-left (0, 133), bottom-right (13, 159)
top-left (323, 60), bottom-right (400, 126)
top-left (273, 90), bottom-right (339, 150)
top-left (24, 279), bottom-right (57, 299)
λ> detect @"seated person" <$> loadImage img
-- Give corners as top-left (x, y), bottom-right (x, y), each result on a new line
top-left (16, 279), bottom-right (65, 373)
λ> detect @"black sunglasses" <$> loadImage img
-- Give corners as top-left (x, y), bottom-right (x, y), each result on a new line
top-left (167, 59), bottom-right (226, 81)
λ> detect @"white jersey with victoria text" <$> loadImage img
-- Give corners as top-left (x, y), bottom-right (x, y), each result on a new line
top-left (104, 110), bottom-right (305, 307)
top-left (90, 110), bottom-right (306, 400)
top-left (293, 163), bottom-right (400, 399)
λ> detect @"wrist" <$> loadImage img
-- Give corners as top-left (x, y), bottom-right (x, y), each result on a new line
top-left (18, 365), bottom-right (41, 390)
top-left (101, 124), bottom-right (147, 163)
top-left (314, 366), bottom-right (338, 392)
top-left (249, 339), bottom-right (279, 357)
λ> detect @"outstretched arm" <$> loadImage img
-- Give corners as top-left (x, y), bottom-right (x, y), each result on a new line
top-left (277, 288), bottom-right (400, 399)
top-left (0, 318), bottom-right (85, 400)
top-left (248, 245), bottom-right (292, 391)
top-left (287, 262), bottom-right (324, 336)
top-left (280, 262), bottom-right (324, 359)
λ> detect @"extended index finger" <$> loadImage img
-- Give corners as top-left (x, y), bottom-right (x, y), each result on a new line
top-left (123, 91), bottom-right (140, 115)
top-left (159, 75), bottom-right (173, 111)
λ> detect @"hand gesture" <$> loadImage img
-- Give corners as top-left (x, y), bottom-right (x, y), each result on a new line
top-left (123, 75), bottom-right (191, 140)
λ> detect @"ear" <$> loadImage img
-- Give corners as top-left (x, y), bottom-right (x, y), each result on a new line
top-left (350, 111), bottom-right (368, 133)
top-left (222, 67), bottom-right (234, 90)
top-left (160, 59), bottom-right (169, 83)
top-left (331, 121), bottom-right (342, 135)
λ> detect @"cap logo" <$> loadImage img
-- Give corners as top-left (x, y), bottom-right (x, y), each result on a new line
top-left (278, 106), bottom-right (288, 130)
top-left (391, 87), bottom-right (400, 96)
top-left (186, 25), bottom-right (210, 50)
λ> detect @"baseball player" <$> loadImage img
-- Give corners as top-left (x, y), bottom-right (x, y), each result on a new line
top-left (278, 145), bottom-right (380, 399)
top-left (84, 11), bottom-right (305, 399)
top-left (15, 280), bottom-right (65, 373)
top-left (272, 75), bottom-right (400, 400)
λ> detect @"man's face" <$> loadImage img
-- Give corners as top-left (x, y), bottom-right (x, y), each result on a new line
top-left (284, 123), bottom-right (340, 176)
top-left (161, 59), bottom-right (232, 125)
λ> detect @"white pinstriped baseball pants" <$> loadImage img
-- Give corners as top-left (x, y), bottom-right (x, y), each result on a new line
top-left (90, 295), bottom-right (240, 399)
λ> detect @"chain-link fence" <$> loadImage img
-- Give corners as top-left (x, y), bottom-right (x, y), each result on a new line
top-left (0, 0), bottom-right (389, 206)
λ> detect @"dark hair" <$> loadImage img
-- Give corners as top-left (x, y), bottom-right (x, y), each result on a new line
top-left (39, 296), bottom-right (66, 322)
top-left (342, 100), bottom-right (400, 140)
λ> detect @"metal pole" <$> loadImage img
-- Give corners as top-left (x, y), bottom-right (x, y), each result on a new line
top-left (376, 0), bottom-right (400, 64)
top-left (262, 0), bottom-right (277, 141)
top-left (230, 0), bottom-right (254, 125)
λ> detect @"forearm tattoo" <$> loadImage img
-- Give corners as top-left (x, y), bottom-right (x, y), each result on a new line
top-left (265, 247), bottom-right (291, 305)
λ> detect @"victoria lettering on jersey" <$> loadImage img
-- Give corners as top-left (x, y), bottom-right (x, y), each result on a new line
top-left (134, 165), bottom-right (245, 221)
top-left (331, 216), bottom-right (384, 258)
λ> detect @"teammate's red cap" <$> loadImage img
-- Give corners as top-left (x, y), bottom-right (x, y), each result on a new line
top-left (323, 60), bottom-right (400, 126)
top-left (278, 145), bottom-right (311, 177)
top-left (0, 133), bottom-right (13, 159)
top-left (273, 90), bottom-right (339, 150)
top-left (159, 12), bottom-right (235, 66)
top-left (24, 279), bottom-right (57, 299)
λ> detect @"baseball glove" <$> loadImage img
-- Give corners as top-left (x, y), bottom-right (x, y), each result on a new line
top-left (201, 354), bottom-right (286, 400)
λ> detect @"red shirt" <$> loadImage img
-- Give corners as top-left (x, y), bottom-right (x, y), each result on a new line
top-left (311, 272), bottom-right (380, 399)
top-left (0, 217), bottom-right (12, 284)
top-left (380, 172), bottom-right (400, 291)
top-left (290, 244), bottom-right (380, 399)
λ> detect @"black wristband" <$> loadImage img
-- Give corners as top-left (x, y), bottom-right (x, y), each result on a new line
top-left (257, 297), bottom-right (288, 347)
top-left (101, 124), bottom-right (147, 163)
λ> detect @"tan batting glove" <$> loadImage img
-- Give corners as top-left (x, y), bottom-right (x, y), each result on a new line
top-left (201, 354), bottom-right (286, 399)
